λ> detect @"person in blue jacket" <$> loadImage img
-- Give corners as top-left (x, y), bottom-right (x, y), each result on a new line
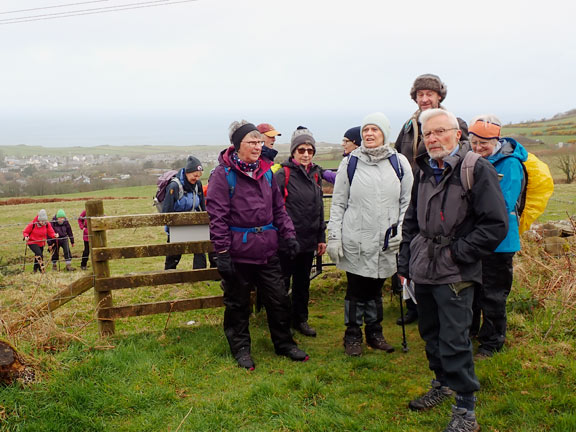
top-left (163, 155), bottom-right (206, 270)
top-left (469, 114), bottom-right (528, 358)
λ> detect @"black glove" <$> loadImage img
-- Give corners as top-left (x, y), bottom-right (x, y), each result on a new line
top-left (283, 238), bottom-right (300, 260)
top-left (216, 252), bottom-right (235, 281)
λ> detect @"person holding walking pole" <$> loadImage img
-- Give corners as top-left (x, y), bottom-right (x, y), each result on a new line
top-left (22, 209), bottom-right (58, 273)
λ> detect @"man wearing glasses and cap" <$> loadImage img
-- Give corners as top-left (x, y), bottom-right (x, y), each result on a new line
top-left (257, 123), bottom-right (282, 171)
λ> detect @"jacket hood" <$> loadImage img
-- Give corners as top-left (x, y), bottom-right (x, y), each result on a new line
top-left (218, 146), bottom-right (274, 179)
top-left (178, 168), bottom-right (198, 192)
top-left (261, 145), bottom-right (278, 162)
top-left (489, 137), bottom-right (528, 164)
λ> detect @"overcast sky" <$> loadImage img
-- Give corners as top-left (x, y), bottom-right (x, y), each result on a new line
top-left (1, 0), bottom-right (575, 147)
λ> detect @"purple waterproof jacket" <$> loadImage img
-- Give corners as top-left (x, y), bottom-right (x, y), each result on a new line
top-left (207, 146), bottom-right (296, 265)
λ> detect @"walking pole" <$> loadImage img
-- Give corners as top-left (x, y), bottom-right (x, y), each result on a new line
top-left (22, 238), bottom-right (28, 272)
top-left (398, 280), bottom-right (409, 353)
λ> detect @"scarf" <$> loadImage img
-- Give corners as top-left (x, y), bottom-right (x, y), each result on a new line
top-left (231, 151), bottom-right (259, 173)
top-left (360, 144), bottom-right (391, 162)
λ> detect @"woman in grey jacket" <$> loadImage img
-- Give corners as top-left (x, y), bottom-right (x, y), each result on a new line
top-left (327, 112), bottom-right (413, 356)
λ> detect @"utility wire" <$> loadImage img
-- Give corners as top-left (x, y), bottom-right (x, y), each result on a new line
top-left (0, 0), bottom-right (110, 15)
top-left (0, 0), bottom-right (197, 25)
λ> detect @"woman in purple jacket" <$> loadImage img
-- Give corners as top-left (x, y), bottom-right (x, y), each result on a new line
top-left (206, 120), bottom-right (308, 370)
top-left (48, 209), bottom-right (76, 271)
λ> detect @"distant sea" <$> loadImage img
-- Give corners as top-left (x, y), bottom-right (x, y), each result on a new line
top-left (0, 110), bottom-right (540, 148)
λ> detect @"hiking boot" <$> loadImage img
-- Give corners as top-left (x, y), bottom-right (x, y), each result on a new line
top-left (396, 309), bottom-right (418, 325)
top-left (278, 346), bottom-right (309, 362)
top-left (52, 263), bottom-right (58, 271)
top-left (344, 340), bottom-right (362, 357)
top-left (409, 380), bottom-right (454, 411)
top-left (81, 266), bottom-right (87, 271)
top-left (294, 322), bottom-right (317, 337)
top-left (366, 335), bottom-right (395, 353)
top-left (443, 406), bottom-right (480, 432)
top-left (474, 348), bottom-right (494, 361)
top-left (235, 347), bottom-right (255, 371)
top-left (66, 264), bottom-right (76, 272)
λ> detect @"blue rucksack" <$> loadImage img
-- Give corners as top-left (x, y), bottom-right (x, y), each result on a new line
top-left (224, 166), bottom-right (274, 198)
top-left (347, 153), bottom-right (404, 184)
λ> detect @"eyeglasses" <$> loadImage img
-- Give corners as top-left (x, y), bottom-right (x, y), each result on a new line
top-left (296, 148), bottom-right (314, 155)
top-left (242, 140), bottom-right (264, 147)
top-left (422, 127), bottom-right (457, 139)
top-left (470, 139), bottom-right (493, 148)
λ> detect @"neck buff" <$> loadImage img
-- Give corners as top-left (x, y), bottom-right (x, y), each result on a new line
top-left (231, 151), bottom-right (259, 172)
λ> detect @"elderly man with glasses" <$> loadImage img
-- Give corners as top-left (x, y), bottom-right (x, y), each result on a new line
top-left (394, 74), bottom-right (469, 326)
top-left (398, 108), bottom-right (508, 432)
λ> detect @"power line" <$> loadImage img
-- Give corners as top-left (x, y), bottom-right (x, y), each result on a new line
top-left (0, 0), bottom-right (198, 25)
top-left (0, 1), bottom-right (110, 15)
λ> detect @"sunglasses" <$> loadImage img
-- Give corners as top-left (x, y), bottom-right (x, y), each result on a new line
top-left (296, 148), bottom-right (314, 155)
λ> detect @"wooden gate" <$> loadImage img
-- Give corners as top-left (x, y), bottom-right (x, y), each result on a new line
top-left (86, 200), bottom-right (221, 337)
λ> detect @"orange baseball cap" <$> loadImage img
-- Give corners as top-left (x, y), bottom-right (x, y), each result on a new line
top-left (257, 123), bottom-right (282, 137)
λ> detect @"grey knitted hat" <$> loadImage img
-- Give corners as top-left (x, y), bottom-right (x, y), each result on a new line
top-left (37, 209), bottom-right (48, 222)
top-left (290, 126), bottom-right (316, 156)
top-left (410, 74), bottom-right (447, 102)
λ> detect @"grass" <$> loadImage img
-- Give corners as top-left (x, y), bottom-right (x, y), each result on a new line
top-left (0, 185), bottom-right (575, 431)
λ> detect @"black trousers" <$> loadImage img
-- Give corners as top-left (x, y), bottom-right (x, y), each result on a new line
top-left (81, 241), bottom-right (90, 267)
top-left (344, 272), bottom-right (385, 340)
top-left (415, 283), bottom-right (480, 394)
top-left (28, 244), bottom-right (44, 272)
top-left (474, 252), bottom-right (515, 353)
top-left (222, 254), bottom-right (295, 356)
top-left (164, 234), bottom-right (207, 270)
top-left (51, 238), bottom-right (72, 264)
top-left (279, 251), bottom-right (314, 325)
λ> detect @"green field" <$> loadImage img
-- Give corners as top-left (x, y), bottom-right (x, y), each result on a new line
top-left (0, 185), bottom-right (575, 431)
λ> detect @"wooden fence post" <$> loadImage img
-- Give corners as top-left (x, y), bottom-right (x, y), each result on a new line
top-left (86, 200), bottom-right (115, 337)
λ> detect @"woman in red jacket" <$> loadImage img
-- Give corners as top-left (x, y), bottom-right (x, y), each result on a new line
top-left (22, 209), bottom-right (58, 273)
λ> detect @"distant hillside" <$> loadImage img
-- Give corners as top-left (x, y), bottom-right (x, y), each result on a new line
top-left (502, 111), bottom-right (576, 147)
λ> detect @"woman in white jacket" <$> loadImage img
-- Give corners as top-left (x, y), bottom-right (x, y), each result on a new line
top-left (328, 112), bottom-right (413, 356)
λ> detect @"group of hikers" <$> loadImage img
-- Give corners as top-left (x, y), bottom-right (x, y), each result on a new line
top-left (166, 72), bottom-right (549, 432)
top-left (23, 208), bottom-right (90, 273)
top-left (20, 72), bottom-right (552, 432)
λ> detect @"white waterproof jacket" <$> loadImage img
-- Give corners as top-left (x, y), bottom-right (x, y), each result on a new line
top-left (328, 146), bottom-right (413, 279)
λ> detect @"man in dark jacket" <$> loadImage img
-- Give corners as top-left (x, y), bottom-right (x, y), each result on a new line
top-left (398, 109), bottom-right (508, 432)
top-left (163, 155), bottom-right (206, 270)
top-left (394, 73), bottom-right (469, 326)
top-left (49, 209), bottom-right (75, 271)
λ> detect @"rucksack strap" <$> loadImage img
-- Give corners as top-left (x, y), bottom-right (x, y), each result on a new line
top-left (460, 151), bottom-right (481, 191)
top-left (225, 166), bottom-right (273, 199)
top-left (347, 155), bottom-right (359, 184)
top-left (347, 153), bottom-right (403, 184)
top-left (283, 166), bottom-right (290, 202)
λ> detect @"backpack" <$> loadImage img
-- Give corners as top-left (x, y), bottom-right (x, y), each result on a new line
top-left (224, 166), bottom-right (273, 199)
top-left (460, 151), bottom-right (554, 234)
top-left (153, 170), bottom-right (183, 212)
top-left (347, 153), bottom-right (404, 184)
top-left (281, 166), bottom-right (322, 202)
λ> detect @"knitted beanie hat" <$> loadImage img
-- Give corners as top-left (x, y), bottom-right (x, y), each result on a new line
top-left (56, 209), bottom-right (66, 218)
top-left (344, 126), bottom-right (362, 147)
top-left (361, 113), bottom-right (391, 145)
top-left (290, 126), bottom-right (316, 155)
top-left (410, 74), bottom-right (447, 102)
top-left (185, 155), bottom-right (203, 173)
top-left (38, 209), bottom-right (48, 222)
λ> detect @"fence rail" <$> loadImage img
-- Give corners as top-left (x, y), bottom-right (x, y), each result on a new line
top-left (86, 200), bottom-right (220, 336)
